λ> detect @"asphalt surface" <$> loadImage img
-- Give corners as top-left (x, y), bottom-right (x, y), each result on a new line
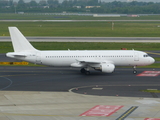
top-left (0, 66), bottom-right (160, 98)
top-left (0, 54), bottom-right (20, 62)
top-left (1, 36), bottom-right (160, 42)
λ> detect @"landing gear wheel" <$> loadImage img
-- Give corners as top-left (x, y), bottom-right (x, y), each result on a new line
top-left (85, 71), bottom-right (90, 75)
top-left (133, 66), bottom-right (137, 74)
top-left (80, 68), bottom-right (90, 75)
top-left (80, 68), bottom-right (86, 74)
top-left (133, 70), bottom-right (137, 74)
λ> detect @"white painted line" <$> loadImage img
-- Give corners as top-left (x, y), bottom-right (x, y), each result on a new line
top-left (92, 88), bottom-right (103, 90)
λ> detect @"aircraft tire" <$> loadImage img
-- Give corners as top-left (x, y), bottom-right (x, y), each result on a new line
top-left (80, 68), bottom-right (86, 74)
top-left (133, 70), bottom-right (137, 74)
top-left (85, 71), bottom-right (90, 75)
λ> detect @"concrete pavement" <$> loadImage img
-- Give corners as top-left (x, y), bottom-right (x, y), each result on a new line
top-left (0, 91), bottom-right (160, 120)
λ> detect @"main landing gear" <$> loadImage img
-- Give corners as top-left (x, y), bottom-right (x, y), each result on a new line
top-left (80, 68), bottom-right (90, 75)
top-left (133, 66), bottom-right (137, 74)
top-left (81, 67), bottom-right (138, 75)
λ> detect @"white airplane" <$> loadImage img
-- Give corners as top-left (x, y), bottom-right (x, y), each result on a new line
top-left (6, 27), bottom-right (155, 75)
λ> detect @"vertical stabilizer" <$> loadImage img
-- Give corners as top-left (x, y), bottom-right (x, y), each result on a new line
top-left (8, 27), bottom-right (37, 52)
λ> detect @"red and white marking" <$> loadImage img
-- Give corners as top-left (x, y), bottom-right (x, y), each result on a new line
top-left (137, 71), bottom-right (160, 77)
top-left (144, 118), bottom-right (160, 120)
top-left (79, 105), bottom-right (123, 117)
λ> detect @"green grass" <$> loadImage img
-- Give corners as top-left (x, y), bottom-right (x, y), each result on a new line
top-left (1, 42), bottom-right (160, 53)
top-left (137, 63), bottom-right (160, 68)
top-left (154, 57), bottom-right (160, 61)
top-left (1, 21), bottom-right (160, 37)
top-left (141, 90), bottom-right (160, 93)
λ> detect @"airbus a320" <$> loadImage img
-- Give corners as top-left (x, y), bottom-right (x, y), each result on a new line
top-left (6, 27), bottom-right (155, 75)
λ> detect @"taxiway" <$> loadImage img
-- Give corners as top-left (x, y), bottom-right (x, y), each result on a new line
top-left (0, 36), bottom-right (160, 42)
top-left (0, 66), bottom-right (160, 97)
top-left (0, 66), bottom-right (160, 120)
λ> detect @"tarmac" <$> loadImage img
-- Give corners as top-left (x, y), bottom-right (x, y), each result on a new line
top-left (0, 66), bottom-right (160, 120)
top-left (0, 91), bottom-right (160, 120)
top-left (1, 36), bottom-right (160, 42)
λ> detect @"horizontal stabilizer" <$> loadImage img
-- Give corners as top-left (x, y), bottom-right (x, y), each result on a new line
top-left (6, 52), bottom-right (27, 58)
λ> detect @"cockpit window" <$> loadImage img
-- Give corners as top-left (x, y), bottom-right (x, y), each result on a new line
top-left (143, 54), bottom-right (149, 57)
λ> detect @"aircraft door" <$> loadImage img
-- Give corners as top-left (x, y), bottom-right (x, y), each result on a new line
top-left (134, 52), bottom-right (139, 61)
top-left (36, 52), bottom-right (41, 64)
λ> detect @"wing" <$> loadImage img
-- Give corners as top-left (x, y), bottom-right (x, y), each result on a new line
top-left (70, 59), bottom-right (112, 68)
top-left (71, 59), bottom-right (115, 73)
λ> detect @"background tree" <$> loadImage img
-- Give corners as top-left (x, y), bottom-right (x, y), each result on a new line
top-left (17, 0), bottom-right (26, 10)
top-left (29, 0), bottom-right (38, 7)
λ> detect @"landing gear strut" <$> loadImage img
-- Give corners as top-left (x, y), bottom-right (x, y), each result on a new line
top-left (80, 68), bottom-right (90, 75)
top-left (80, 68), bottom-right (85, 73)
top-left (133, 66), bottom-right (137, 74)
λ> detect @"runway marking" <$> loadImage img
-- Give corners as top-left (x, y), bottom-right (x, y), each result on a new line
top-left (0, 77), bottom-right (13, 90)
top-left (116, 106), bottom-right (138, 120)
top-left (144, 118), bottom-right (160, 120)
top-left (0, 74), bottom-right (38, 77)
top-left (137, 71), bottom-right (160, 77)
top-left (0, 74), bottom-right (38, 90)
top-left (0, 62), bottom-right (28, 65)
top-left (79, 105), bottom-right (123, 117)
top-left (69, 84), bottom-right (160, 94)
top-left (0, 112), bottom-right (79, 117)
top-left (92, 88), bottom-right (103, 90)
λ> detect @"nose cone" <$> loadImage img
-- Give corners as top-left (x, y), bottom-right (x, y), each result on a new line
top-left (150, 57), bottom-right (155, 64)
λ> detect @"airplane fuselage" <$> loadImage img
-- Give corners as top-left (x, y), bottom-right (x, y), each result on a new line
top-left (7, 50), bottom-right (154, 67)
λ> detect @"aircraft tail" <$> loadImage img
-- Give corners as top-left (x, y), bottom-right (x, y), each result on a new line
top-left (8, 27), bottom-right (37, 52)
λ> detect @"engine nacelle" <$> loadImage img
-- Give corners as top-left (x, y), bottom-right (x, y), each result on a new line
top-left (100, 63), bottom-right (115, 73)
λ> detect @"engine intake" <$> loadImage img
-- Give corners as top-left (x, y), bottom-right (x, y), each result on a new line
top-left (100, 63), bottom-right (115, 73)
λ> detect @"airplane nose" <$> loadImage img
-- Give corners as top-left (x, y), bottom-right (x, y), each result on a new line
top-left (150, 57), bottom-right (155, 64)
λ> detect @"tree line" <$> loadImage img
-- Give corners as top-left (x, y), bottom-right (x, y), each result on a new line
top-left (0, 0), bottom-right (160, 14)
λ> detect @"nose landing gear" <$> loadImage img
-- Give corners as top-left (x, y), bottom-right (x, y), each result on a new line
top-left (133, 66), bottom-right (137, 74)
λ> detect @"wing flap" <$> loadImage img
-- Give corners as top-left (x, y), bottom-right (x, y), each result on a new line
top-left (71, 59), bottom-right (113, 68)
top-left (79, 60), bottom-right (100, 64)
top-left (71, 59), bottom-right (101, 67)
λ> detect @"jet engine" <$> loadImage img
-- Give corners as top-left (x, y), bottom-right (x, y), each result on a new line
top-left (100, 63), bottom-right (115, 73)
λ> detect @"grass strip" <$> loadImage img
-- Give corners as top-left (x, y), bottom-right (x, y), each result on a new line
top-left (1, 42), bottom-right (160, 53)
top-left (0, 21), bottom-right (160, 37)
top-left (141, 89), bottom-right (160, 93)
